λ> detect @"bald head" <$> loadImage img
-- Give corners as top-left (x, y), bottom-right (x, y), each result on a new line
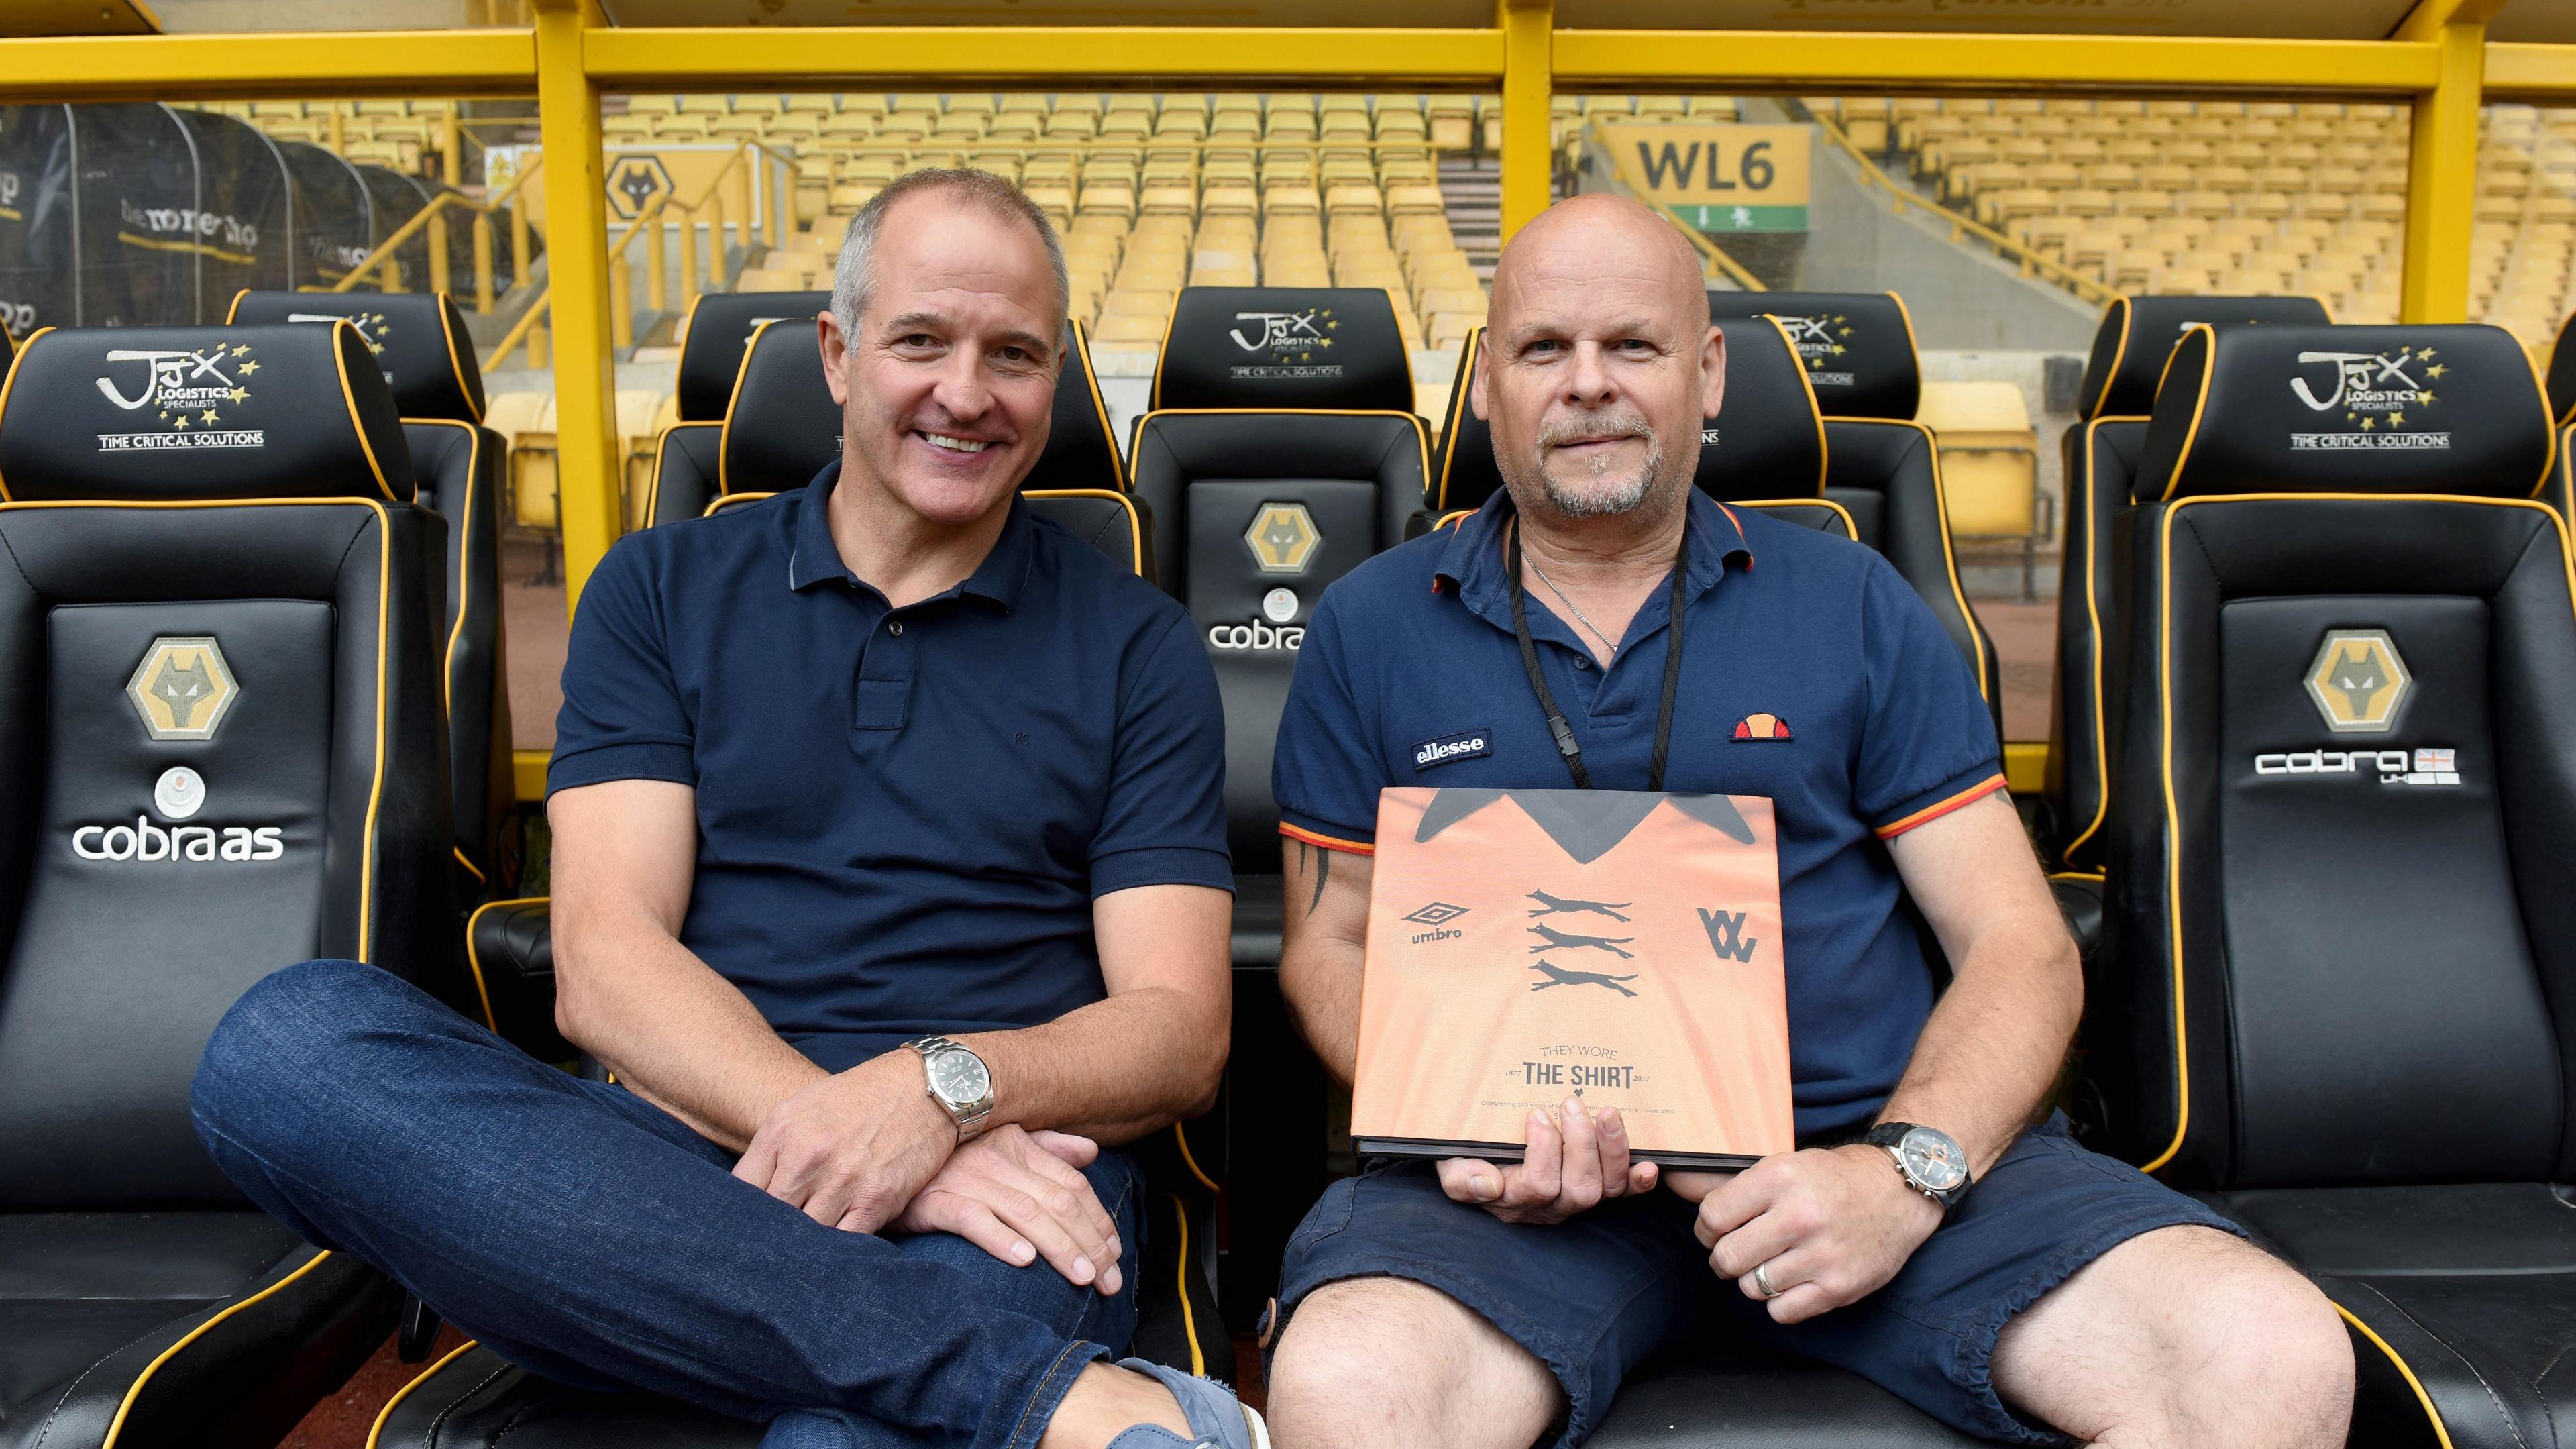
top-left (1472, 193), bottom-right (1725, 523)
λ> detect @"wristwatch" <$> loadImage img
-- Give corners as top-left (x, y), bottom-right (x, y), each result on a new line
top-left (1864, 1122), bottom-right (1972, 1214)
top-left (908, 1036), bottom-right (994, 1144)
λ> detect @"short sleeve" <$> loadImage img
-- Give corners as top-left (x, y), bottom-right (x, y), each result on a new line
top-left (1091, 608), bottom-right (1234, 896)
top-left (547, 535), bottom-right (697, 798)
top-left (1271, 592), bottom-right (1385, 853)
top-left (1854, 557), bottom-right (2006, 838)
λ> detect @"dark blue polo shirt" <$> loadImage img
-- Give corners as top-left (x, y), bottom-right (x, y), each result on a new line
top-left (551, 463), bottom-right (1232, 1072)
top-left (1273, 490), bottom-right (2002, 1136)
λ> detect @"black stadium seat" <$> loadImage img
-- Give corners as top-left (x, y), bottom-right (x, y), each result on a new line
top-left (2543, 309), bottom-right (2576, 518)
top-left (647, 292), bottom-right (834, 525)
top-left (2096, 321), bottom-right (2575, 1449)
top-left (646, 315), bottom-right (1125, 527)
top-left (227, 288), bottom-right (519, 901)
top-left (1706, 292), bottom-right (2003, 742)
top-left (1130, 286), bottom-right (1428, 877)
top-left (0, 323), bottom-right (453, 1449)
top-left (2045, 294), bottom-right (2330, 875)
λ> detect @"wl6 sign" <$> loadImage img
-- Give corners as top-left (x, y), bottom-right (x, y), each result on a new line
top-left (1600, 123), bottom-right (1813, 233)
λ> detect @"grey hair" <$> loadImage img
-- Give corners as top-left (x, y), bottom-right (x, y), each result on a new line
top-left (830, 168), bottom-right (1069, 343)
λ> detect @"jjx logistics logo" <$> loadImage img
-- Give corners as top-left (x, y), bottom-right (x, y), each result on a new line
top-left (1774, 313), bottom-right (1855, 388)
top-left (74, 636), bottom-right (288, 863)
top-left (1211, 504), bottom-right (1320, 651)
top-left (2288, 345), bottom-right (2448, 451)
top-left (1227, 305), bottom-right (1343, 383)
top-left (94, 341), bottom-right (262, 453)
top-left (2255, 629), bottom-right (2459, 787)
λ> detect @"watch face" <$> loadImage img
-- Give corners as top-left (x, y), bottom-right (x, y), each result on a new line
top-left (1900, 1128), bottom-right (1968, 1193)
top-left (929, 1049), bottom-right (989, 1106)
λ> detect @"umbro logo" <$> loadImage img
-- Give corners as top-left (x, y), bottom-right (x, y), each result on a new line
top-left (1404, 900), bottom-right (1468, 944)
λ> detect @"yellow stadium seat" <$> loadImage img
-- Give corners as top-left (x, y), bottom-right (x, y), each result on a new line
top-left (1918, 380), bottom-right (2045, 598)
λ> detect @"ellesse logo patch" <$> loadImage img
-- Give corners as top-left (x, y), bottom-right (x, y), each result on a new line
top-left (1413, 728), bottom-right (1492, 770)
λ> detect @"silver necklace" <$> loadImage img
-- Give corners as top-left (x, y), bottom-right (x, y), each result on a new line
top-left (1525, 554), bottom-right (1620, 659)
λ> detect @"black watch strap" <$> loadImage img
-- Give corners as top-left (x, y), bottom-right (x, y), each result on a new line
top-left (1864, 1122), bottom-right (1971, 1212)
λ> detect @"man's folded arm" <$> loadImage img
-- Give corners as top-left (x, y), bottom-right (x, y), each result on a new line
top-left (956, 606), bottom-right (1237, 1146)
top-left (549, 777), bottom-right (826, 1152)
top-left (963, 880), bottom-right (1234, 1146)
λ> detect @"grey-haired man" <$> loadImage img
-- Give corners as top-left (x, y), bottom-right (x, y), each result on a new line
top-left (191, 170), bottom-right (1266, 1449)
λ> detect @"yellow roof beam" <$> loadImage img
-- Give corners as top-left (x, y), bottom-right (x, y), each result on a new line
top-left (1552, 30), bottom-right (2442, 93)
top-left (584, 25), bottom-right (1505, 87)
top-left (0, 29), bottom-right (536, 101)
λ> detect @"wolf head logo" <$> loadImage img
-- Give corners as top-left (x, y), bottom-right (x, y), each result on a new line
top-left (125, 637), bottom-right (240, 741)
top-left (150, 654), bottom-right (216, 729)
top-left (2330, 646), bottom-right (2387, 720)
top-left (1245, 502), bottom-right (1321, 574)
top-left (2304, 630), bottom-right (2410, 733)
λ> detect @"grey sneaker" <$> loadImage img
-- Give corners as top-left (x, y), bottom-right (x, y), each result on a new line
top-left (1104, 1358), bottom-right (1271, 1449)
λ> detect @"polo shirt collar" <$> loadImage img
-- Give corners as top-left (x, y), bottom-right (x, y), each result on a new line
top-left (785, 458), bottom-right (1035, 611)
top-left (1434, 486), bottom-right (1752, 630)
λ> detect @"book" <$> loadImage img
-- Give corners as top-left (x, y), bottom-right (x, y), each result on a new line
top-left (1350, 786), bottom-right (1794, 1170)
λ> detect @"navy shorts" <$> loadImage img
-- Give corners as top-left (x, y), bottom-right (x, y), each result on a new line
top-left (1273, 1116), bottom-right (2242, 1446)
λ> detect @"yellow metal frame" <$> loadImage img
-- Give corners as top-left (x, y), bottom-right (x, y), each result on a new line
top-left (2, 0), bottom-right (2572, 798)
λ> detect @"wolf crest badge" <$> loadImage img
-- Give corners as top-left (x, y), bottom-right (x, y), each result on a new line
top-left (2304, 629), bottom-right (2411, 733)
top-left (127, 637), bottom-right (239, 742)
top-left (1245, 502), bottom-right (1322, 574)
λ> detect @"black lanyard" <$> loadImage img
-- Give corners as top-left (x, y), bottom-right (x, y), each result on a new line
top-left (1506, 511), bottom-right (1691, 792)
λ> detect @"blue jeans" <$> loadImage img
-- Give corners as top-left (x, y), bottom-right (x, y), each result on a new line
top-left (189, 959), bottom-right (1142, 1449)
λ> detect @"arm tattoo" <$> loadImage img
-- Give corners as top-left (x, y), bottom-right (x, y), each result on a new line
top-left (1307, 842), bottom-right (1330, 914)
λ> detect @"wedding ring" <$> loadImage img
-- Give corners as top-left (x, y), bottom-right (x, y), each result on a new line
top-left (1752, 1262), bottom-right (1782, 1299)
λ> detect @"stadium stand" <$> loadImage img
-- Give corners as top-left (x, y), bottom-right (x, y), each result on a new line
top-left (2095, 320), bottom-right (2574, 1448)
top-left (2045, 294), bottom-right (2333, 875)
top-left (1815, 95), bottom-right (2576, 353)
top-left (226, 290), bottom-right (519, 902)
top-left (0, 323), bottom-right (452, 1449)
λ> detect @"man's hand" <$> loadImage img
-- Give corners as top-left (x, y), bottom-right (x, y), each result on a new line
top-left (896, 1125), bottom-right (1125, 1295)
top-left (1689, 1144), bottom-right (1941, 1324)
top-left (1436, 1097), bottom-right (1660, 1225)
top-left (734, 1049), bottom-right (958, 1232)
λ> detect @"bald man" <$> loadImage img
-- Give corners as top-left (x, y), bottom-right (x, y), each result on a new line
top-left (1258, 195), bottom-right (2352, 1448)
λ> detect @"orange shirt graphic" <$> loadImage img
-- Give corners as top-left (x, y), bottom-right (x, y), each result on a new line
top-left (1351, 787), bottom-right (1792, 1167)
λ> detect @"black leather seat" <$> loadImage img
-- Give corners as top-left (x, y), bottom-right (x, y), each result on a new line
top-left (2542, 309), bottom-right (2576, 519)
top-left (1705, 292), bottom-right (2003, 743)
top-left (227, 289), bottom-right (519, 903)
top-left (648, 311), bottom-right (1124, 528)
top-left (647, 292), bottom-right (834, 527)
top-left (2096, 320), bottom-right (2573, 1449)
top-left (0, 323), bottom-right (453, 1449)
top-left (2045, 294), bottom-right (2330, 877)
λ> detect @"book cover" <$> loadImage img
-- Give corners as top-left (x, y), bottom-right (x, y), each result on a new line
top-left (1350, 786), bottom-right (1794, 1169)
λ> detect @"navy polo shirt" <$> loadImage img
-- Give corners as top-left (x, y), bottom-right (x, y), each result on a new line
top-left (1273, 490), bottom-right (2003, 1137)
top-left (551, 462), bottom-right (1232, 1073)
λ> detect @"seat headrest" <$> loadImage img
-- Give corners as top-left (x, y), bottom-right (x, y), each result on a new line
top-left (226, 290), bottom-right (486, 423)
top-left (2544, 309), bottom-right (2576, 427)
top-left (1699, 315), bottom-right (1828, 500)
top-left (715, 317), bottom-right (1122, 496)
top-left (0, 323), bottom-right (413, 504)
top-left (1027, 318), bottom-right (1126, 491)
top-left (1707, 290), bottom-right (1918, 420)
top-left (718, 319), bottom-right (841, 494)
top-left (680, 290), bottom-right (831, 421)
top-left (1428, 315), bottom-right (1821, 514)
top-left (2080, 293), bottom-right (2330, 420)
top-left (2135, 323), bottom-right (2553, 504)
top-left (1151, 286), bottom-right (1411, 411)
